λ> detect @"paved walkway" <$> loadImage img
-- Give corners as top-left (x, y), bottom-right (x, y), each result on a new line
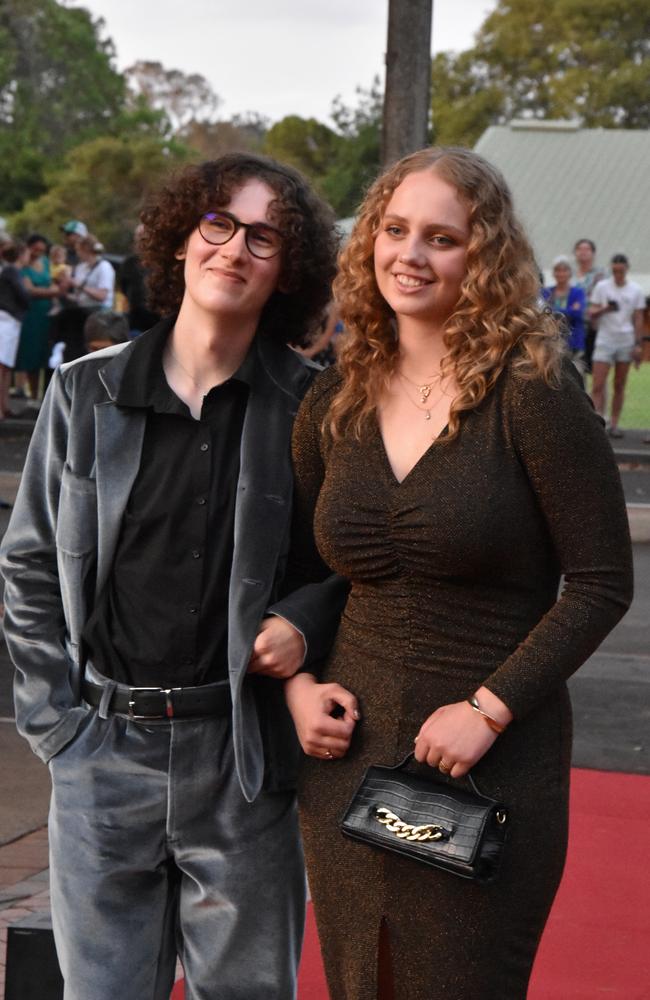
top-left (0, 834), bottom-right (187, 994)
top-left (0, 830), bottom-right (50, 994)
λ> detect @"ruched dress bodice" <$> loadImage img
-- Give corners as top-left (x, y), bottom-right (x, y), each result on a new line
top-left (315, 417), bottom-right (560, 688)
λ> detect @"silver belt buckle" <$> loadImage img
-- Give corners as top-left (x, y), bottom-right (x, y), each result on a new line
top-left (128, 686), bottom-right (167, 720)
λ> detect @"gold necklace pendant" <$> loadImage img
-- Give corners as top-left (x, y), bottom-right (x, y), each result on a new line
top-left (397, 373), bottom-right (446, 424)
top-left (399, 368), bottom-right (442, 406)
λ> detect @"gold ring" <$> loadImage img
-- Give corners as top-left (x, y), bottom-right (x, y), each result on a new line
top-left (439, 759), bottom-right (451, 772)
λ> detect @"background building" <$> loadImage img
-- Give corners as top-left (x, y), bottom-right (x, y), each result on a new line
top-left (475, 120), bottom-right (650, 291)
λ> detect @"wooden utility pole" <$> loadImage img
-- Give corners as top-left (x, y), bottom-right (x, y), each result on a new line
top-left (381, 0), bottom-right (433, 167)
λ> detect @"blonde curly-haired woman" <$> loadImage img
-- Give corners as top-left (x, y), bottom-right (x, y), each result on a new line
top-left (285, 147), bottom-right (633, 1000)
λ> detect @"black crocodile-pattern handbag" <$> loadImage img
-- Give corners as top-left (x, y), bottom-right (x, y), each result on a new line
top-left (340, 753), bottom-right (508, 883)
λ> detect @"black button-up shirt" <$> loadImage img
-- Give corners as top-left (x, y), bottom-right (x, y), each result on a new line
top-left (82, 319), bottom-right (254, 687)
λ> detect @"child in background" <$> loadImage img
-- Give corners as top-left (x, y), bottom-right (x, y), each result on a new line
top-left (83, 310), bottom-right (129, 352)
top-left (48, 245), bottom-right (72, 315)
top-left (49, 308), bottom-right (129, 370)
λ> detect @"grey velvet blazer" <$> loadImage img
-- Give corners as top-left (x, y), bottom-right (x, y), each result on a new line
top-left (1, 329), bottom-right (346, 801)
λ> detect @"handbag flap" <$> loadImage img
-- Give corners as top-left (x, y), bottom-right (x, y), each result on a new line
top-left (341, 764), bottom-right (498, 865)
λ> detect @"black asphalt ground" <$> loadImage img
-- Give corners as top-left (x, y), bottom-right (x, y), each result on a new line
top-left (1, 411), bottom-right (649, 846)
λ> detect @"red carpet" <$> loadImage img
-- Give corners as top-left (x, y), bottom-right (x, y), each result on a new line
top-left (171, 767), bottom-right (650, 999)
top-left (528, 767), bottom-right (650, 999)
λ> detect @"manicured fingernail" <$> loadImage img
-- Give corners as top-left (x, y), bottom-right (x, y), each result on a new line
top-left (413, 736), bottom-right (419, 742)
top-left (353, 709), bottom-right (361, 720)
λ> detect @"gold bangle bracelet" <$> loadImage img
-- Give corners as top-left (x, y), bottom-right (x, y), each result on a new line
top-left (467, 696), bottom-right (506, 735)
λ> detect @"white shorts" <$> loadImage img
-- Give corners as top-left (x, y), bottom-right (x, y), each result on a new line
top-left (0, 310), bottom-right (21, 368)
top-left (592, 338), bottom-right (634, 366)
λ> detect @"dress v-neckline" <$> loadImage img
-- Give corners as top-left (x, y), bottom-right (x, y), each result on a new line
top-left (373, 415), bottom-right (449, 486)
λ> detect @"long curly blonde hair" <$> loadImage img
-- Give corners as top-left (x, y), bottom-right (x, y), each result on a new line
top-left (328, 147), bottom-right (563, 441)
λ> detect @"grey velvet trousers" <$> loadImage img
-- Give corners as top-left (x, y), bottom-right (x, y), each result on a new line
top-left (47, 707), bottom-right (306, 1000)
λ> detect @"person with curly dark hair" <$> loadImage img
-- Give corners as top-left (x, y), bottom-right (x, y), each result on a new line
top-left (139, 153), bottom-right (337, 346)
top-left (1, 153), bottom-right (346, 999)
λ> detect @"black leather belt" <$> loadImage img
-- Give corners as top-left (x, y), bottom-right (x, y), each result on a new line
top-left (82, 678), bottom-right (232, 720)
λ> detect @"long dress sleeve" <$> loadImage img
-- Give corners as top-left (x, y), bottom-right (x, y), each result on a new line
top-left (483, 361), bottom-right (633, 717)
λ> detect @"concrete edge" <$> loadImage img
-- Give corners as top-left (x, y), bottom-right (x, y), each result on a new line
top-left (616, 450), bottom-right (650, 466)
top-left (627, 504), bottom-right (650, 544)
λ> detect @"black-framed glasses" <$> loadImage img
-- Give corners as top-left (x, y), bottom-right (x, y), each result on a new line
top-left (198, 211), bottom-right (283, 259)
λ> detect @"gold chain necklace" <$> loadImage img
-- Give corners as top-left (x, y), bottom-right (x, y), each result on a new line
top-left (398, 368), bottom-right (443, 405)
top-left (397, 374), bottom-right (448, 422)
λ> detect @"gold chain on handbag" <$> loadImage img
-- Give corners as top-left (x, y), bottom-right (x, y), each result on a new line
top-left (374, 806), bottom-right (451, 842)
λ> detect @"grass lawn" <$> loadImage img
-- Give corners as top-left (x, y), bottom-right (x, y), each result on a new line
top-left (586, 361), bottom-right (650, 429)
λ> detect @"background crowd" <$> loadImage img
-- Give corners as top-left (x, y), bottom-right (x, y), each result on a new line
top-left (0, 217), bottom-right (160, 419)
top-left (0, 215), bottom-right (648, 442)
top-left (541, 239), bottom-right (648, 442)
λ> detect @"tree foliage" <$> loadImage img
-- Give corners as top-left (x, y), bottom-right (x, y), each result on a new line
top-left (322, 79), bottom-right (383, 216)
top-left (1, 1), bottom-right (381, 230)
top-left (430, 51), bottom-right (504, 148)
top-left (263, 81), bottom-right (383, 218)
top-left (264, 115), bottom-right (341, 178)
top-left (0, 0), bottom-right (126, 211)
top-left (125, 60), bottom-right (220, 132)
top-left (431, 0), bottom-right (650, 146)
top-left (9, 133), bottom-right (191, 253)
top-left (177, 116), bottom-right (267, 160)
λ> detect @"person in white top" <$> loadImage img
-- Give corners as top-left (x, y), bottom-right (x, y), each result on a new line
top-left (589, 254), bottom-right (645, 438)
top-left (68, 235), bottom-right (115, 309)
top-left (50, 235), bottom-right (116, 363)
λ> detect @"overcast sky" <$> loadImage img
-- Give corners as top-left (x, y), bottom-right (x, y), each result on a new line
top-left (73, 0), bottom-right (496, 125)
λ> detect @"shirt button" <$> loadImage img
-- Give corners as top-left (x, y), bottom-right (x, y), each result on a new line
top-left (196, 497), bottom-right (206, 506)
top-left (189, 605), bottom-right (199, 614)
top-left (200, 442), bottom-right (209, 452)
top-left (191, 549), bottom-right (201, 559)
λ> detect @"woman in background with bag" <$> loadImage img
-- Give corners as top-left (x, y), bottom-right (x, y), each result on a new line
top-left (285, 147), bottom-right (632, 999)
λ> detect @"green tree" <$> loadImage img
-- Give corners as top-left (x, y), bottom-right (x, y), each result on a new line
top-left (264, 115), bottom-right (341, 179)
top-left (0, 0), bottom-right (126, 212)
top-left (430, 51), bottom-right (504, 147)
top-left (261, 82), bottom-right (383, 218)
top-left (9, 133), bottom-right (191, 253)
top-left (431, 0), bottom-right (650, 146)
top-left (322, 79), bottom-right (383, 217)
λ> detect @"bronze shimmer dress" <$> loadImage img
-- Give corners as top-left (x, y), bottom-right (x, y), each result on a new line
top-left (291, 360), bottom-right (632, 1000)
